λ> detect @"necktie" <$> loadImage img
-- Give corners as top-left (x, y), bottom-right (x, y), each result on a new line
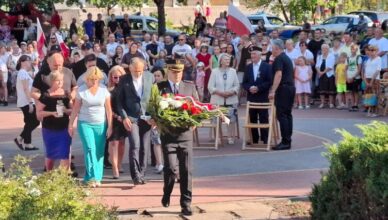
top-left (320, 59), bottom-right (326, 72)
top-left (174, 84), bottom-right (179, 94)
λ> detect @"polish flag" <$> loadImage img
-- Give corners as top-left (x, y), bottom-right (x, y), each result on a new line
top-left (227, 4), bottom-right (254, 36)
top-left (55, 32), bottom-right (70, 59)
top-left (36, 18), bottom-right (47, 60)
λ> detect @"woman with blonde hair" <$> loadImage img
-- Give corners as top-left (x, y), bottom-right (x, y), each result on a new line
top-left (208, 53), bottom-right (240, 144)
top-left (69, 66), bottom-right (112, 187)
top-left (107, 65), bottom-right (126, 179)
top-left (37, 71), bottom-right (72, 171)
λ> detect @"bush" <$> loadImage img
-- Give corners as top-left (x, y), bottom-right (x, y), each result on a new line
top-left (310, 121), bottom-right (388, 219)
top-left (0, 156), bottom-right (117, 220)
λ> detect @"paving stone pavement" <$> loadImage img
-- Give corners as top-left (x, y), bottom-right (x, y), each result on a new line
top-left (1, 103), bottom-right (387, 219)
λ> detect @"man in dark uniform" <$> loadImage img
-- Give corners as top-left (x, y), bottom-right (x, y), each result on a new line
top-left (157, 63), bottom-right (198, 216)
top-left (269, 39), bottom-right (296, 150)
top-left (242, 46), bottom-right (273, 144)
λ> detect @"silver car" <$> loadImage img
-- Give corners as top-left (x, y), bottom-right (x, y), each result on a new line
top-left (111, 15), bottom-right (180, 40)
top-left (312, 15), bottom-right (373, 34)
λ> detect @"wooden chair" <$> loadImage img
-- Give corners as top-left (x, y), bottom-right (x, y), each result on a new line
top-left (193, 117), bottom-right (222, 150)
top-left (242, 101), bottom-right (280, 151)
top-left (378, 79), bottom-right (388, 116)
top-left (220, 109), bottom-right (240, 140)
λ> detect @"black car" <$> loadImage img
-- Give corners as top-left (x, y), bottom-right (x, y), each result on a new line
top-left (348, 11), bottom-right (388, 27)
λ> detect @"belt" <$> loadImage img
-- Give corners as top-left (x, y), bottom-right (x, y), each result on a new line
top-left (279, 83), bottom-right (294, 87)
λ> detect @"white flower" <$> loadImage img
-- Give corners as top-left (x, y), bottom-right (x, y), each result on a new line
top-left (170, 100), bottom-right (183, 108)
top-left (159, 101), bottom-right (169, 110)
top-left (29, 188), bottom-right (41, 197)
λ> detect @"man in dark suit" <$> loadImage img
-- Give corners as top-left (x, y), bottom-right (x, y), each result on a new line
top-left (116, 57), bottom-right (154, 185)
top-left (158, 63), bottom-right (198, 216)
top-left (242, 46), bottom-right (273, 144)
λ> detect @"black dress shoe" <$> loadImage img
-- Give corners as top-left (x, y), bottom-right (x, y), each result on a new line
top-left (181, 206), bottom-right (192, 216)
top-left (161, 195), bottom-right (170, 207)
top-left (272, 143), bottom-right (291, 151)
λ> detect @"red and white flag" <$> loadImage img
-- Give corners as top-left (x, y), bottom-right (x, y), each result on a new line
top-left (227, 4), bottom-right (254, 36)
top-left (36, 18), bottom-right (47, 60)
top-left (55, 32), bottom-right (70, 59)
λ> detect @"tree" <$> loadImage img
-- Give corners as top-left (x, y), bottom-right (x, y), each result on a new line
top-left (153, 0), bottom-right (166, 36)
top-left (88, 0), bottom-right (143, 15)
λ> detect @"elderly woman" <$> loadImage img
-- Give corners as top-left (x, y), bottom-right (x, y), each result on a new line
top-left (315, 44), bottom-right (336, 108)
top-left (37, 71), bottom-right (72, 171)
top-left (69, 66), bottom-right (112, 187)
top-left (14, 55), bottom-right (40, 150)
top-left (107, 65), bottom-right (126, 179)
top-left (208, 53), bottom-right (240, 144)
top-left (284, 39), bottom-right (299, 67)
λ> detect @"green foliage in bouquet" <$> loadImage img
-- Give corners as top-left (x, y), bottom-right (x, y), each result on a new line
top-left (0, 156), bottom-right (117, 220)
top-left (310, 121), bottom-right (388, 219)
top-left (148, 85), bottom-right (226, 135)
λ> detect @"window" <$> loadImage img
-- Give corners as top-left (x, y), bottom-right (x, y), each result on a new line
top-left (336, 17), bottom-right (351, 24)
top-left (323, 17), bottom-right (337, 25)
top-left (131, 19), bottom-right (143, 30)
top-left (146, 20), bottom-right (158, 31)
top-left (268, 17), bottom-right (284, 25)
top-left (248, 17), bottom-right (264, 25)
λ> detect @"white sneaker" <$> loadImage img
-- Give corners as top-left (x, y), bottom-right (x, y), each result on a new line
top-left (298, 106), bottom-right (304, 110)
top-left (370, 113), bottom-right (378, 118)
top-left (305, 105), bottom-right (310, 109)
top-left (155, 164), bottom-right (164, 174)
top-left (227, 138), bottom-right (235, 145)
top-left (329, 104), bottom-right (335, 109)
top-left (319, 104), bottom-right (324, 109)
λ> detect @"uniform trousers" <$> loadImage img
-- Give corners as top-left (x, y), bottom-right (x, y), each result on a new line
top-left (275, 85), bottom-right (296, 145)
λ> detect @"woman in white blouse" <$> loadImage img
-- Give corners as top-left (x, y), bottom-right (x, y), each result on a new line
top-left (14, 55), bottom-right (40, 151)
top-left (208, 53), bottom-right (240, 144)
top-left (315, 44), bottom-right (336, 108)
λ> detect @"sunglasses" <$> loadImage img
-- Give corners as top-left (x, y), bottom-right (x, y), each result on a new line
top-left (262, 44), bottom-right (268, 46)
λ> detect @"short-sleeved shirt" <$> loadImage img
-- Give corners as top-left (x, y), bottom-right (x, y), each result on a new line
top-left (146, 43), bottom-right (159, 65)
top-left (272, 52), bottom-right (294, 85)
top-left (76, 84), bottom-right (110, 124)
top-left (315, 53), bottom-right (336, 77)
top-left (16, 69), bottom-right (33, 107)
top-left (32, 67), bottom-right (77, 94)
top-left (108, 20), bottom-right (119, 33)
top-left (368, 37), bottom-right (388, 69)
top-left (121, 52), bottom-right (145, 66)
top-left (121, 20), bottom-right (131, 36)
top-left (336, 63), bottom-right (347, 84)
top-left (164, 43), bottom-right (175, 56)
top-left (39, 92), bottom-right (70, 130)
top-left (83, 20), bottom-right (94, 38)
top-left (94, 20), bottom-right (105, 36)
top-left (347, 55), bottom-right (362, 79)
top-left (364, 56), bottom-right (382, 80)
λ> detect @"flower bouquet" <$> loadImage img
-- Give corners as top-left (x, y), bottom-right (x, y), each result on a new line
top-left (148, 85), bottom-right (229, 135)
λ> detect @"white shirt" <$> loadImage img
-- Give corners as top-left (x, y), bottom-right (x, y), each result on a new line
top-left (284, 48), bottom-right (299, 67)
top-left (133, 74), bottom-right (143, 98)
top-left (316, 53), bottom-right (336, 77)
top-left (106, 42), bottom-right (119, 58)
top-left (297, 49), bottom-right (314, 62)
top-left (168, 80), bottom-right (179, 94)
top-left (364, 56), bottom-right (382, 80)
top-left (0, 61), bottom-right (8, 82)
top-left (172, 44), bottom-right (192, 57)
top-left (252, 61), bottom-right (261, 80)
top-left (96, 53), bottom-right (109, 64)
top-left (368, 37), bottom-right (388, 69)
top-left (16, 69), bottom-right (33, 107)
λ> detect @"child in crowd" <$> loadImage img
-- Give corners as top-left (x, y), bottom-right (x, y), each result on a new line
top-left (195, 62), bottom-right (206, 102)
top-left (153, 49), bottom-right (166, 69)
top-left (294, 56), bottom-right (312, 109)
top-left (346, 44), bottom-right (362, 111)
top-left (336, 52), bottom-right (348, 109)
top-left (151, 68), bottom-right (165, 174)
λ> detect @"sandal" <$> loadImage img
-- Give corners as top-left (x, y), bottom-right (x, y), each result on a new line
top-left (14, 138), bottom-right (24, 150)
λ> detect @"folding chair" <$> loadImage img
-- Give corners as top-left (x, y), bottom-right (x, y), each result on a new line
top-left (378, 79), bottom-right (388, 116)
top-left (193, 117), bottom-right (222, 150)
top-left (242, 101), bottom-right (280, 151)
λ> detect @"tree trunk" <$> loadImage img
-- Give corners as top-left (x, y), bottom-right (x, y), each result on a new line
top-left (154, 0), bottom-right (166, 36)
top-left (278, 0), bottom-right (289, 23)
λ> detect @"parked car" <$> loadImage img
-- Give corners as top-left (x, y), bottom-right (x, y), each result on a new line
top-left (348, 11), bottom-right (388, 27)
top-left (247, 12), bottom-right (302, 39)
top-left (111, 15), bottom-right (180, 41)
top-left (312, 15), bottom-right (373, 34)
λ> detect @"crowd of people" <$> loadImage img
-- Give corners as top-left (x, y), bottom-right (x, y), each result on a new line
top-left (1, 11), bottom-right (388, 216)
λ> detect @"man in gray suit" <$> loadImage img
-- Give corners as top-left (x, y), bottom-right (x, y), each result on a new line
top-left (116, 57), bottom-right (154, 185)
